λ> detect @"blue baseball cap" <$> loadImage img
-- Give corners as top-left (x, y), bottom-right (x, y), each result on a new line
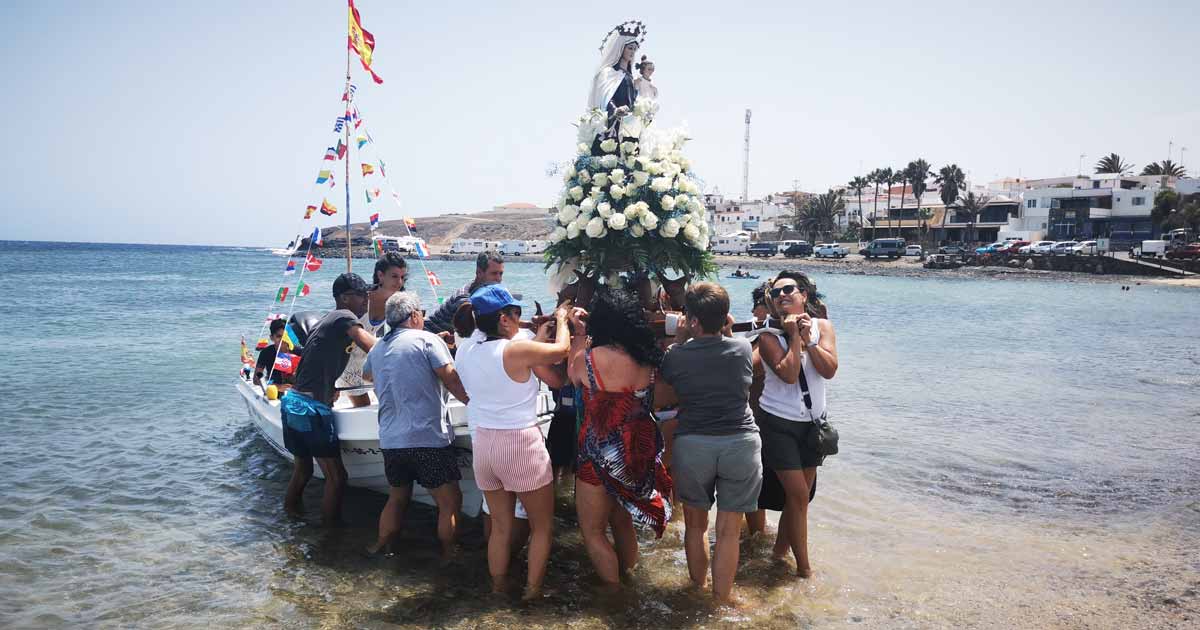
top-left (469, 284), bottom-right (522, 316)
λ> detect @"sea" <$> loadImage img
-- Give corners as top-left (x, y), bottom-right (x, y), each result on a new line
top-left (1, 240), bottom-right (1198, 629)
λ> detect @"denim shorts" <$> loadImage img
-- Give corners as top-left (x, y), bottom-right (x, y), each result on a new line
top-left (280, 401), bottom-right (339, 460)
top-left (672, 431), bottom-right (762, 513)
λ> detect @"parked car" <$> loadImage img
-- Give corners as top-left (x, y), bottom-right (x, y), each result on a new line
top-left (861, 238), bottom-right (906, 259)
top-left (938, 243), bottom-right (968, 255)
top-left (1024, 240), bottom-right (1056, 255)
top-left (813, 243), bottom-right (849, 258)
top-left (975, 242), bottom-right (1006, 255)
top-left (904, 244), bottom-right (923, 256)
top-left (782, 241), bottom-right (813, 258)
top-left (1071, 241), bottom-right (1100, 256)
top-left (1050, 241), bottom-right (1079, 256)
top-left (997, 240), bottom-right (1030, 254)
top-left (1135, 240), bottom-right (1167, 258)
top-left (1165, 243), bottom-right (1200, 260)
top-left (747, 242), bottom-right (779, 258)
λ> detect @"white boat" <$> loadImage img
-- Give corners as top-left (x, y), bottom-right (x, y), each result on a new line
top-left (235, 373), bottom-right (555, 517)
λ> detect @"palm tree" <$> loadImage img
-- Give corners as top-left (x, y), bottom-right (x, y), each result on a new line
top-left (848, 176), bottom-right (869, 231)
top-left (890, 168), bottom-right (906, 238)
top-left (905, 159), bottom-right (932, 242)
top-left (876, 167), bottom-right (894, 240)
top-left (793, 190), bottom-right (845, 243)
top-left (935, 164), bottom-right (966, 244)
top-left (1094, 153), bottom-right (1134, 175)
top-left (1141, 160), bottom-right (1187, 177)
top-left (918, 207), bottom-right (934, 245)
top-left (958, 191), bottom-right (991, 244)
top-left (869, 168), bottom-right (885, 240)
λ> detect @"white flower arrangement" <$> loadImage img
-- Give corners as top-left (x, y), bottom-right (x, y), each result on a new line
top-left (607, 213), bottom-right (627, 230)
top-left (592, 173), bottom-right (609, 188)
top-left (659, 218), bottom-right (681, 238)
top-left (585, 216), bottom-right (606, 238)
top-left (650, 176), bottom-right (671, 193)
top-left (600, 138), bottom-right (618, 153)
top-left (660, 194), bottom-right (677, 211)
top-left (569, 185), bottom-right (584, 201)
top-left (609, 184), bottom-right (627, 200)
top-left (597, 201), bottom-right (613, 218)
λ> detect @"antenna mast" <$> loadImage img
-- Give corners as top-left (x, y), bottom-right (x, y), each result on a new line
top-left (742, 109), bottom-right (751, 202)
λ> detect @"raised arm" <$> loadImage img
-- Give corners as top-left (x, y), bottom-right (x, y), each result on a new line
top-left (347, 324), bottom-right (376, 353)
top-left (503, 307), bottom-right (570, 379)
top-left (806, 319), bottom-right (838, 380)
top-left (758, 314), bottom-right (806, 385)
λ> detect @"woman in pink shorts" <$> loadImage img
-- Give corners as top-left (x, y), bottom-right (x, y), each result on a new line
top-left (454, 285), bottom-right (570, 600)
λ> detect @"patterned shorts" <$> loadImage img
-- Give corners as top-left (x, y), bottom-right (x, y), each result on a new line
top-left (382, 446), bottom-right (462, 490)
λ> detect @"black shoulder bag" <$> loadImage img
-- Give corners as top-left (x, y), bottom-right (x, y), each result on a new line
top-left (798, 364), bottom-right (839, 457)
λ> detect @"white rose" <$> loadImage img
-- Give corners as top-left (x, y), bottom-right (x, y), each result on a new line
top-left (550, 226), bottom-right (568, 243)
top-left (644, 161), bottom-right (661, 176)
top-left (669, 150), bottom-right (683, 163)
top-left (609, 184), bottom-right (626, 199)
top-left (600, 154), bottom-right (619, 169)
top-left (661, 195), bottom-right (677, 211)
top-left (578, 169), bottom-right (591, 183)
top-left (650, 177), bottom-right (671, 193)
top-left (592, 173), bottom-right (609, 188)
top-left (610, 169), bottom-right (625, 184)
top-left (563, 166), bottom-right (576, 182)
top-left (557, 205), bottom-right (578, 225)
top-left (573, 215), bottom-right (591, 231)
top-left (688, 199), bottom-right (703, 213)
top-left (566, 222), bottom-right (581, 239)
top-left (580, 197), bottom-right (595, 213)
top-left (651, 146), bottom-right (667, 160)
top-left (678, 212), bottom-right (691, 225)
top-left (620, 141), bottom-right (637, 155)
top-left (660, 218), bottom-right (681, 238)
top-left (680, 157), bottom-right (692, 171)
top-left (624, 157), bottom-right (638, 170)
top-left (607, 213), bottom-right (627, 230)
top-left (577, 142), bottom-right (590, 156)
top-left (640, 211), bottom-right (659, 230)
top-left (569, 185), bottom-right (584, 201)
top-left (632, 171), bottom-right (650, 186)
top-left (623, 204), bottom-right (641, 219)
top-left (586, 216), bottom-right (606, 238)
top-left (597, 202), bottom-right (612, 218)
top-left (600, 138), bottom-right (618, 153)
top-left (630, 223), bottom-right (646, 237)
top-left (683, 223), bottom-right (701, 243)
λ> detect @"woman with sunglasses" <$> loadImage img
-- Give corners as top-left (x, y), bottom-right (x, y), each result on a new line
top-left (453, 285), bottom-right (571, 600)
top-left (756, 270), bottom-right (838, 578)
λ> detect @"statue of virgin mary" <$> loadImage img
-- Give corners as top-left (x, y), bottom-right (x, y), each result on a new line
top-left (587, 21), bottom-right (646, 154)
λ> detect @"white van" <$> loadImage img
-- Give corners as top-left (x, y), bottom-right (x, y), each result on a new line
top-left (499, 240), bottom-right (528, 256)
top-left (525, 240), bottom-right (548, 255)
top-left (713, 236), bottom-right (749, 255)
top-left (449, 239), bottom-right (489, 254)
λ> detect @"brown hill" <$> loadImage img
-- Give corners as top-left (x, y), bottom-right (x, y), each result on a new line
top-left (320, 207), bottom-right (555, 247)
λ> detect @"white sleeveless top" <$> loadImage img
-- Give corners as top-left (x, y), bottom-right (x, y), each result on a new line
top-left (759, 319), bottom-right (827, 422)
top-left (456, 336), bottom-right (540, 429)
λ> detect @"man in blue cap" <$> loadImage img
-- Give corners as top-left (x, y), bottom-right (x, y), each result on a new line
top-left (281, 272), bottom-right (379, 525)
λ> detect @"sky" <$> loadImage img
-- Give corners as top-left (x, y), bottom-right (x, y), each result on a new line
top-left (1, 0), bottom-right (1197, 247)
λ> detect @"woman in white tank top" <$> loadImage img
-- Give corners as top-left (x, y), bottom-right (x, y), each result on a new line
top-left (756, 271), bottom-right (838, 579)
top-left (452, 284), bottom-right (572, 601)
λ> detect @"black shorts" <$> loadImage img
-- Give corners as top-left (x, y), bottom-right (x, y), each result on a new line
top-left (756, 466), bottom-right (817, 511)
top-left (546, 409), bottom-right (577, 468)
top-left (281, 407), bottom-right (340, 460)
top-left (759, 410), bottom-right (826, 470)
top-left (382, 446), bottom-right (462, 490)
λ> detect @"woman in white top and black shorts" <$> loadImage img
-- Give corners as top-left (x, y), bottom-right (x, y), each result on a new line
top-left (756, 270), bottom-right (838, 578)
top-left (453, 285), bottom-right (571, 600)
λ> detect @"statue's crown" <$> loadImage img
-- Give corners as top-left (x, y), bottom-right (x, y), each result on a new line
top-left (599, 20), bottom-right (647, 51)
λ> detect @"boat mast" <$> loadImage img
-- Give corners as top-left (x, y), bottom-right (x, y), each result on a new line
top-left (344, 42), bottom-right (353, 273)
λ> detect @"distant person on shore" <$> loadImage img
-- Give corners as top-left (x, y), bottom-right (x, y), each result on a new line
top-left (337, 252), bottom-right (408, 407)
top-left (659, 282), bottom-right (761, 606)
top-left (280, 273), bottom-right (378, 525)
top-left (362, 291), bottom-right (469, 560)
top-left (254, 318), bottom-right (294, 387)
top-left (756, 270), bottom-right (837, 578)
top-left (453, 285), bottom-right (571, 600)
top-left (424, 251), bottom-right (504, 335)
top-left (568, 288), bottom-right (673, 589)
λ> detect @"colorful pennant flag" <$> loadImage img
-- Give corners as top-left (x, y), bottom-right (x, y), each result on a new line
top-left (324, 146), bottom-right (337, 161)
top-left (283, 324), bottom-right (301, 350)
top-left (369, 212), bottom-right (379, 229)
top-left (366, 188), bottom-right (381, 203)
top-left (311, 227), bottom-right (323, 247)
top-left (316, 170), bottom-right (333, 185)
top-left (320, 199), bottom-right (338, 216)
top-left (348, 0), bottom-right (384, 84)
top-left (265, 313), bottom-right (286, 324)
top-left (372, 238), bottom-right (382, 257)
top-left (342, 84), bottom-right (357, 102)
top-left (403, 217), bottom-right (417, 232)
top-left (426, 269), bottom-right (442, 286)
top-left (336, 139), bottom-right (347, 159)
top-left (414, 241), bottom-right (428, 259)
top-left (304, 204), bottom-right (317, 219)
top-left (333, 117), bottom-right (345, 133)
top-left (273, 352), bottom-right (301, 376)
top-left (275, 287), bottom-right (289, 302)
top-left (361, 163), bottom-right (375, 176)
top-left (297, 282), bottom-right (311, 297)
top-left (284, 260), bottom-right (296, 275)
top-left (356, 135), bottom-right (368, 149)
top-left (305, 254), bottom-right (323, 271)
top-left (378, 160), bottom-right (386, 177)
top-left (255, 337), bottom-right (270, 350)
top-left (352, 108), bottom-right (362, 129)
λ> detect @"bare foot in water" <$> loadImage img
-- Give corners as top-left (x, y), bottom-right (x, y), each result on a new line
top-left (796, 566), bottom-right (813, 579)
top-left (714, 592), bottom-right (746, 608)
top-left (285, 503), bottom-right (304, 519)
top-left (520, 585), bottom-right (543, 602)
top-left (491, 575), bottom-right (509, 595)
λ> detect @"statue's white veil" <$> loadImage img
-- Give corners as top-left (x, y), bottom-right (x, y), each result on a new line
top-left (588, 32), bottom-right (638, 111)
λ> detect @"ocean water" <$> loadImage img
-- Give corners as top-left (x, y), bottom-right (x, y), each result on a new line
top-left (1, 240), bottom-right (1198, 628)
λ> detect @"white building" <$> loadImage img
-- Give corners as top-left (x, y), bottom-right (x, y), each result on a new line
top-left (703, 193), bottom-right (792, 237)
top-left (1003, 174), bottom-right (1171, 246)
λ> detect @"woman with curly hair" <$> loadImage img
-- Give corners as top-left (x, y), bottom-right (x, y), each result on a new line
top-left (567, 287), bottom-right (673, 587)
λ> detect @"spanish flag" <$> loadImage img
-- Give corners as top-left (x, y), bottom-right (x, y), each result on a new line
top-left (304, 205), bottom-right (317, 219)
top-left (361, 163), bottom-right (375, 176)
top-left (320, 199), bottom-right (338, 216)
top-left (348, 0), bottom-right (383, 84)
top-left (403, 217), bottom-right (417, 232)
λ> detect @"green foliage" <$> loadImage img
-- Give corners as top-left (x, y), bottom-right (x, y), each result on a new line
top-left (1094, 153), bottom-right (1134, 175)
top-left (935, 164), bottom-right (965, 208)
top-left (793, 189), bottom-right (845, 243)
top-left (1141, 160), bottom-right (1187, 178)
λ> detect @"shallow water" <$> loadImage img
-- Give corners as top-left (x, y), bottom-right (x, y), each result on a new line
top-left (1, 241), bottom-right (1198, 628)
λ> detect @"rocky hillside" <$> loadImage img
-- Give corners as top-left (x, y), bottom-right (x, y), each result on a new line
top-left (319, 207), bottom-right (555, 248)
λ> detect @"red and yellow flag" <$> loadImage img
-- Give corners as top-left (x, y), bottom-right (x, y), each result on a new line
top-left (361, 163), bottom-right (375, 176)
top-left (348, 0), bottom-right (383, 84)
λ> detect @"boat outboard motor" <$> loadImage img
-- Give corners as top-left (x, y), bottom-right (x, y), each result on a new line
top-left (287, 310), bottom-right (326, 351)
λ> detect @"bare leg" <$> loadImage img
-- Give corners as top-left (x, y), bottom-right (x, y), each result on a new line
top-left (682, 504), bottom-right (710, 590)
top-left (427, 482), bottom-right (462, 561)
top-left (517, 482), bottom-right (555, 600)
top-left (482, 489), bottom-right (516, 594)
top-left (576, 479), bottom-right (621, 585)
top-left (745, 509), bottom-right (766, 536)
top-left (712, 511), bottom-right (744, 604)
top-left (772, 508), bottom-right (791, 560)
top-left (776, 469), bottom-right (814, 577)
top-left (285, 457), bottom-right (313, 518)
top-left (368, 484), bottom-right (412, 553)
top-left (314, 456), bottom-right (347, 527)
top-left (609, 505), bottom-right (638, 577)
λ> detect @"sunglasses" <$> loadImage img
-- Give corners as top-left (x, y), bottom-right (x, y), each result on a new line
top-left (769, 284), bottom-right (803, 299)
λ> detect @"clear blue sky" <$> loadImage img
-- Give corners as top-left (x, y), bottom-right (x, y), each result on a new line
top-left (2, 0), bottom-right (1196, 246)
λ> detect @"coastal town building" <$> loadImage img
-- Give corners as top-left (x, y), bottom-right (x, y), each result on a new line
top-left (703, 193), bottom-right (796, 237)
top-left (1000, 174), bottom-right (1174, 247)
